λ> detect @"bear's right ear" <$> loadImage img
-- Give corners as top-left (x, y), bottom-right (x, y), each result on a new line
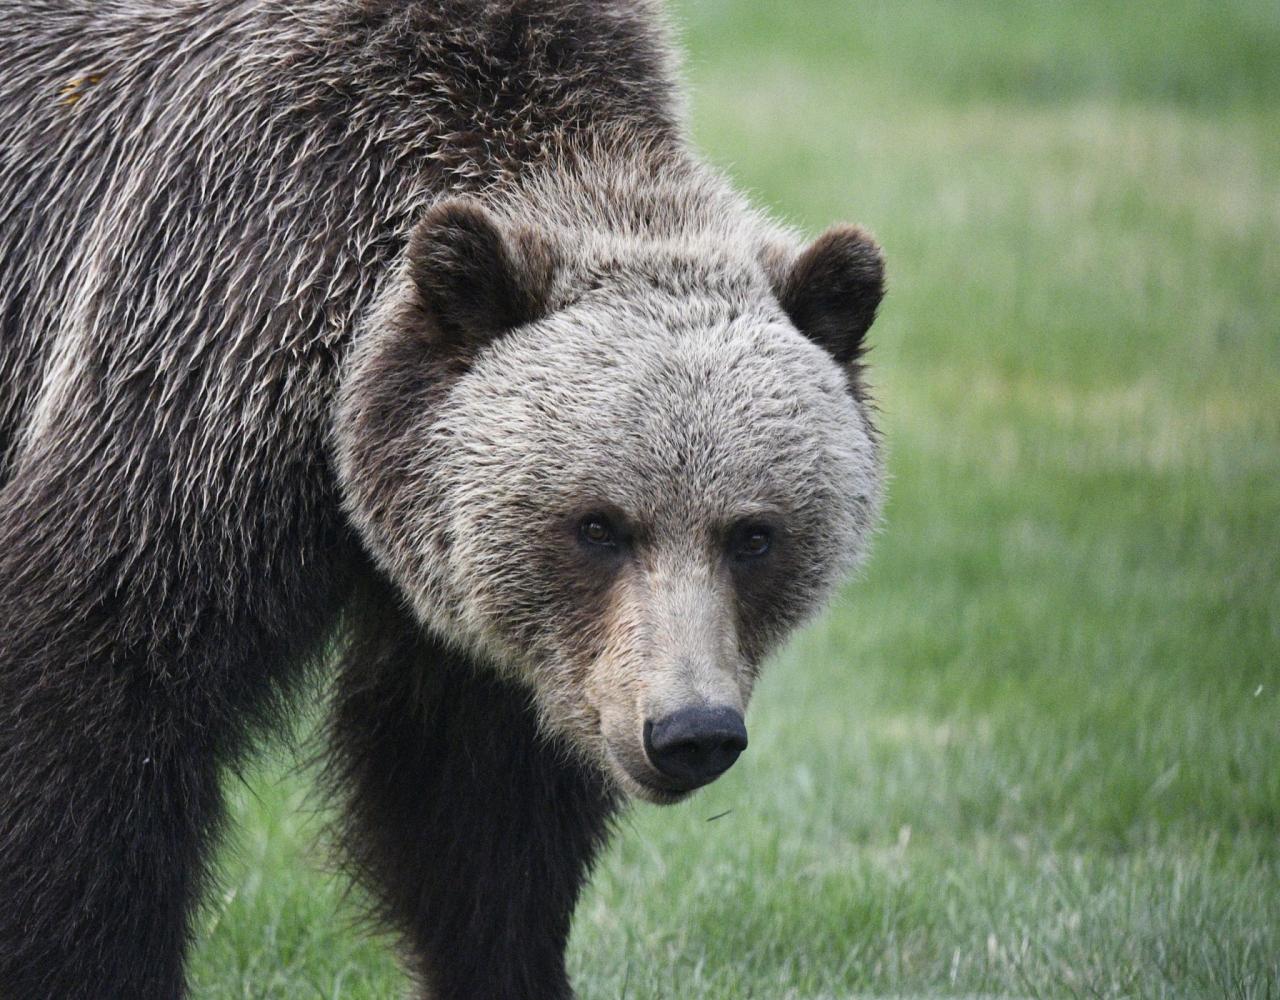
top-left (403, 198), bottom-right (557, 351)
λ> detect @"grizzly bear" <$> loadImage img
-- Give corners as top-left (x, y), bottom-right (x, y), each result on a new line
top-left (0, 1), bottom-right (885, 997)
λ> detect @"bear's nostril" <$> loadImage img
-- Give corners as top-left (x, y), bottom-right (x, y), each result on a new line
top-left (643, 706), bottom-right (748, 791)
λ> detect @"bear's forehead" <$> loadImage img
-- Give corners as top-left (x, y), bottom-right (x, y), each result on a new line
top-left (476, 301), bottom-right (844, 414)
top-left (444, 308), bottom-right (860, 523)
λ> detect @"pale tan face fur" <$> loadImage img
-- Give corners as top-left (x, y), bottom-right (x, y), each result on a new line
top-left (338, 198), bottom-right (884, 803)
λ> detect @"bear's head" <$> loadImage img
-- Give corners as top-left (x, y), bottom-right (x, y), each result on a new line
top-left (336, 197), bottom-right (884, 803)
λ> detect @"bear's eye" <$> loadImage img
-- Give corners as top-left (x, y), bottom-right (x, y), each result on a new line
top-left (578, 514), bottom-right (618, 548)
top-left (730, 522), bottom-right (773, 560)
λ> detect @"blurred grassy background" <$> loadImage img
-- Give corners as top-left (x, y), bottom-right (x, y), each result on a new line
top-left (193, 2), bottom-right (1280, 996)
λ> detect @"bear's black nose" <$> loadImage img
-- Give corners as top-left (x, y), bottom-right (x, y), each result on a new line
top-left (643, 706), bottom-right (748, 791)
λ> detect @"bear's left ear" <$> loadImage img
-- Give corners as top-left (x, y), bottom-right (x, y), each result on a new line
top-left (404, 198), bottom-right (557, 351)
top-left (766, 225), bottom-right (885, 364)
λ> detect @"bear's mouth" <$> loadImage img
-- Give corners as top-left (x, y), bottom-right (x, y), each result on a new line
top-left (602, 738), bottom-right (697, 805)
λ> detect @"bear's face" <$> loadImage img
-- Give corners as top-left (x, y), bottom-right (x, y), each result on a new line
top-left (338, 200), bottom-right (884, 803)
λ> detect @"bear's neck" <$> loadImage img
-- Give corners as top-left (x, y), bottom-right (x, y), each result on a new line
top-left (482, 129), bottom-right (773, 255)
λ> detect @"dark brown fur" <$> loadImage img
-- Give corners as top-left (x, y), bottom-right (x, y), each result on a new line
top-left (328, 571), bottom-right (618, 999)
top-left (0, 2), bottom-right (671, 995)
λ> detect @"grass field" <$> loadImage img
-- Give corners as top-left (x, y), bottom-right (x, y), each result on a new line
top-left (192, 2), bottom-right (1280, 996)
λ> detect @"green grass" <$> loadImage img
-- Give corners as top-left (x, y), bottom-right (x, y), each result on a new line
top-left (192, 2), bottom-right (1280, 996)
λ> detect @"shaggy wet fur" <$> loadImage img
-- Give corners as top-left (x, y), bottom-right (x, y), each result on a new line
top-left (329, 573), bottom-right (618, 998)
top-left (0, 1), bottom-right (884, 997)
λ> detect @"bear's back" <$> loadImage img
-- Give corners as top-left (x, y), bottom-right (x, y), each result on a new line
top-left (0, 0), bottom-right (678, 477)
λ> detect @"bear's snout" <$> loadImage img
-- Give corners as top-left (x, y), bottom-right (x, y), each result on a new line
top-left (642, 705), bottom-right (748, 792)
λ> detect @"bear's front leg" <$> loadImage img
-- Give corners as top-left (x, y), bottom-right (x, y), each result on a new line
top-left (0, 411), bottom-right (350, 998)
top-left (328, 575), bottom-right (619, 1000)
